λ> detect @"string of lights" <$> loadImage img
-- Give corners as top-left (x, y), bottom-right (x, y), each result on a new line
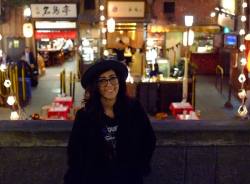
top-left (99, 0), bottom-right (107, 57)
top-left (237, 1), bottom-right (248, 118)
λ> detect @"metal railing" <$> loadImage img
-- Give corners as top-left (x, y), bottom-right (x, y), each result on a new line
top-left (60, 69), bottom-right (76, 101)
top-left (215, 65), bottom-right (224, 94)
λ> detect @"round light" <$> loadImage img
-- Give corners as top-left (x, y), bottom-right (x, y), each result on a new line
top-left (102, 39), bottom-right (107, 45)
top-left (10, 111), bottom-right (19, 120)
top-left (238, 73), bottom-right (246, 83)
top-left (99, 5), bottom-right (104, 11)
top-left (101, 27), bottom-right (107, 33)
top-left (103, 50), bottom-right (109, 56)
top-left (241, 15), bottom-right (247, 22)
top-left (245, 33), bottom-right (250, 40)
top-left (239, 29), bottom-right (245, 36)
top-left (238, 105), bottom-right (248, 117)
top-left (242, 2), bottom-right (248, 8)
top-left (7, 96), bottom-right (16, 106)
top-left (210, 12), bottom-right (216, 17)
top-left (100, 15), bottom-right (105, 21)
top-left (4, 79), bottom-right (11, 88)
top-left (240, 58), bottom-right (247, 66)
top-left (238, 89), bottom-right (247, 99)
top-left (239, 44), bottom-right (246, 52)
top-left (0, 63), bottom-right (7, 72)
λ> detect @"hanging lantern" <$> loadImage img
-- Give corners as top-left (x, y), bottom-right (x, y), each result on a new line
top-left (107, 18), bottom-right (115, 33)
top-left (23, 23), bottom-right (33, 38)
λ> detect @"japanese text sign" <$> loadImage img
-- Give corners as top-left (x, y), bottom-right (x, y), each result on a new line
top-left (31, 4), bottom-right (77, 18)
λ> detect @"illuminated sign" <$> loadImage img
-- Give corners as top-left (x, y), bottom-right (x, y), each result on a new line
top-left (31, 4), bottom-right (77, 18)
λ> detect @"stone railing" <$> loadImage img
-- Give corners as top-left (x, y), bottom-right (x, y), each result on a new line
top-left (0, 119), bottom-right (250, 184)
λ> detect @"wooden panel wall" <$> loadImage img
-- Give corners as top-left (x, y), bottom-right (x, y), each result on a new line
top-left (1, 7), bottom-right (24, 37)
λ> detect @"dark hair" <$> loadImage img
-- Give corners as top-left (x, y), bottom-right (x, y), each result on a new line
top-left (83, 70), bottom-right (129, 120)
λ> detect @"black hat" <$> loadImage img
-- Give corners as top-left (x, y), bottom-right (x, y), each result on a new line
top-left (81, 59), bottom-right (128, 89)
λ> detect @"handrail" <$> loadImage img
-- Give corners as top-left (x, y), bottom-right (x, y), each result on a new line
top-left (191, 74), bottom-right (196, 109)
top-left (215, 65), bottom-right (223, 94)
top-left (60, 69), bottom-right (76, 101)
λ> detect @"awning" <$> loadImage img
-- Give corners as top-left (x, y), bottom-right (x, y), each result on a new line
top-left (35, 30), bottom-right (77, 39)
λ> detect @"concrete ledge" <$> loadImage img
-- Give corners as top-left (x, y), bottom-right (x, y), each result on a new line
top-left (1, 119), bottom-right (250, 184)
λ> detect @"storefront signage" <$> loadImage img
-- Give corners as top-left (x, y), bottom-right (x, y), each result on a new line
top-left (35, 30), bottom-right (77, 39)
top-left (107, 1), bottom-right (145, 18)
top-left (35, 21), bottom-right (76, 29)
top-left (31, 4), bottom-right (77, 18)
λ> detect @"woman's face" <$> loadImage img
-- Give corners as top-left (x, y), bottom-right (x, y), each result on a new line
top-left (97, 70), bottom-right (119, 101)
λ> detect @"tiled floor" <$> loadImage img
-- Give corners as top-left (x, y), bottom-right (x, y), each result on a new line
top-left (0, 58), bottom-right (241, 120)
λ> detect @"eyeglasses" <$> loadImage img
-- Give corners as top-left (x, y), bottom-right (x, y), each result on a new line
top-left (97, 76), bottom-right (119, 87)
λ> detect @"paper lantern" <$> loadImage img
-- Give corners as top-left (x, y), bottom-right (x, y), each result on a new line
top-left (107, 18), bottom-right (115, 33)
top-left (23, 23), bottom-right (33, 38)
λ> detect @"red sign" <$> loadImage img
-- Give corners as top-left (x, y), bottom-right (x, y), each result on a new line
top-left (35, 30), bottom-right (77, 39)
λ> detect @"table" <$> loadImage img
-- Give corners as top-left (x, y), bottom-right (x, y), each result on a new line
top-left (169, 102), bottom-right (194, 116)
top-left (53, 96), bottom-right (73, 108)
top-left (47, 106), bottom-right (69, 119)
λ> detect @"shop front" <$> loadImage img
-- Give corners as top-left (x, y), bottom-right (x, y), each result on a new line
top-left (30, 3), bottom-right (78, 67)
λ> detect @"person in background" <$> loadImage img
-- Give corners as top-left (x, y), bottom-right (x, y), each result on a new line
top-left (64, 59), bottom-right (156, 184)
top-left (63, 39), bottom-right (74, 57)
top-left (22, 47), bottom-right (37, 70)
top-left (21, 47), bottom-right (39, 86)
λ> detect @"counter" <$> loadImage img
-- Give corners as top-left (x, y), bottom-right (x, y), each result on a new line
top-left (190, 52), bottom-right (219, 75)
top-left (127, 78), bottom-right (194, 114)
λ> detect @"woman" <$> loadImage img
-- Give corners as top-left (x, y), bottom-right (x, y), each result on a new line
top-left (64, 59), bottom-right (156, 184)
